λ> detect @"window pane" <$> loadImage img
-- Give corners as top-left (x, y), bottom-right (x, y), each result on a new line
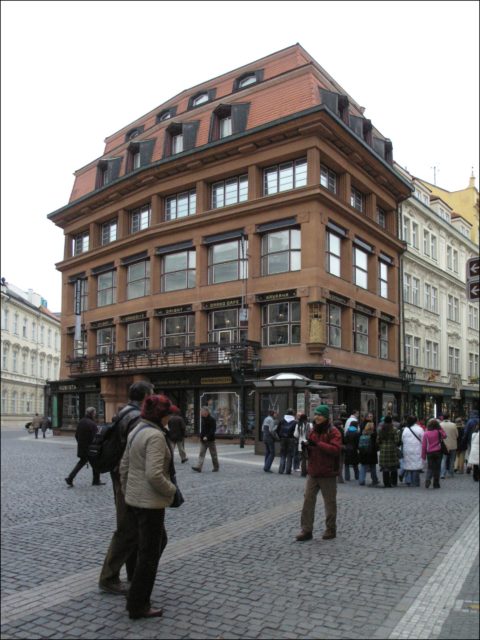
top-left (212, 242), bottom-right (238, 263)
top-left (329, 255), bottom-right (341, 277)
top-left (279, 163), bottom-right (293, 191)
top-left (295, 159), bottom-right (307, 187)
top-left (165, 252), bottom-right (188, 271)
top-left (268, 230), bottom-right (289, 252)
top-left (164, 272), bottom-right (187, 291)
top-left (225, 179), bottom-right (238, 205)
top-left (268, 253), bottom-right (289, 274)
top-left (269, 325), bottom-right (289, 345)
top-left (212, 183), bottom-right (224, 209)
top-left (264, 168), bottom-right (278, 194)
top-left (212, 263), bottom-right (238, 283)
top-left (290, 251), bottom-right (301, 271)
top-left (355, 249), bottom-right (368, 270)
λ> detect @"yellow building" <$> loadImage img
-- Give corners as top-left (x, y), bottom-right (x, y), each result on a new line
top-left (418, 174), bottom-right (479, 244)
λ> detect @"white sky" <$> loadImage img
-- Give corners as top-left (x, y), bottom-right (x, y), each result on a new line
top-left (1, 0), bottom-right (479, 313)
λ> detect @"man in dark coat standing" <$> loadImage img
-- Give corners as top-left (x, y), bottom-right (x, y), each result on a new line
top-left (295, 404), bottom-right (342, 542)
top-left (65, 407), bottom-right (105, 487)
top-left (99, 381), bottom-right (153, 595)
top-left (192, 406), bottom-right (219, 472)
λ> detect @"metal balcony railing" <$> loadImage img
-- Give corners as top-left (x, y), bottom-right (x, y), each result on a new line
top-left (66, 341), bottom-right (261, 376)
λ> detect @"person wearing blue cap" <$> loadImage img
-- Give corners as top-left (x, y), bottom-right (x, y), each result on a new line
top-left (295, 404), bottom-right (342, 542)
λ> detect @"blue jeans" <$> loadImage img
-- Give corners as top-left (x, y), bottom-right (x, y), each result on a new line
top-left (404, 470), bottom-right (420, 486)
top-left (359, 464), bottom-right (378, 485)
top-left (441, 450), bottom-right (456, 478)
top-left (263, 436), bottom-right (276, 471)
top-left (344, 464), bottom-right (359, 481)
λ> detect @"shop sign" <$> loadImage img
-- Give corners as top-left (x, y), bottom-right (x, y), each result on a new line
top-left (155, 305), bottom-right (193, 317)
top-left (328, 292), bottom-right (349, 305)
top-left (355, 303), bottom-right (375, 315)
top-left (202, 298), bottom-right (242, 310)
top-left (158, 378), bottom-right (191, 386)
top-left (256, 290), bottom-right (297, 303)
top-left (200, 376), bottom-right (233, 385)
top-left (380, 313), bottom-right (394, 322)
top-left (90, 319), bottom-right (114, 328)
top-left (120, 312), bottom-right (147, 323)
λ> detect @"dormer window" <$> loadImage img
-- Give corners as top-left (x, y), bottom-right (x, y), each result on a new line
top-left (96, 158), bottom-right (122, 189)
top-left (192, 93), bottom-right (209, 107)
top-left (125, 126), bottom-right (144, 142)
top-left (233, 69), bottom-right (264, 92)
top-left (126, 140), bottom-right (155, 172)
top-left (156, 107), bottom-right (177, 123)
top-left (238, 74), bottom-right (257, 88)
top-left (188, 89), bottom-right (216, 110)
top-left (164, 122), bottom-right (199, 157)
top-left (209, 104), bottom-right (250, 142)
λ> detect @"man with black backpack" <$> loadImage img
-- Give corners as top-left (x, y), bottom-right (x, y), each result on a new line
top-left (98, 381), bottom-right (153, 595)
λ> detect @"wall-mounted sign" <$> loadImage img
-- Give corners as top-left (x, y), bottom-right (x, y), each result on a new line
top-left (90, 319), bottom-right (115, 329)
top-left (202, 298), bottom-right (242, 310)
top-left (380, 313), bottom-right (394, 322)
top-left (355, 303), bottom-right (375, 316)
top-left (155, 305), bottom-right (193, 317)
top-left (120, 312), bottom-right (147, 324)
top-left (256, 290), bottom-right (297, 302)
top-left (200, 376), bottom-right (233, 385)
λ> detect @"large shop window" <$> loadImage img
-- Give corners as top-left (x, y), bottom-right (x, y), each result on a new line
top-left (127, 321), bottom-right (149, 351)
top-left (200, 392), bottom-right (241, 436)
top-left (208, 308), bottom-right (246, 345)
top-left (127, 260), bottom-right (150, 300)
top-left (208, 239), bottom-right (248, 284)
top-left (261, 228), bottom-right (300, 275)
top-left (353, 313), bottom-right (369, 354)
top-left (262, 301), bottom-right (300, 346)
top-left (263, 157), bottom-right (307, 195)
top-left (211, 175), bottom-right (248, 209)
top-left (97, 271), bottom-right (117, 307)
top-left (162, 315), bottom-right (195, 349)
top-left (161, 250), bottom-right (196, 292)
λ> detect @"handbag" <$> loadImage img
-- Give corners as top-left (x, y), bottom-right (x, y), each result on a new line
top-left (170, 478), bottom-right (185, 508)
top-left (438, 432), bottom-right (448, 455)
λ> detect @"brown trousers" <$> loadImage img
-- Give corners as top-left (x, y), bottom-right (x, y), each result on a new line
top-left (300, 475), bottom-right (337, 534)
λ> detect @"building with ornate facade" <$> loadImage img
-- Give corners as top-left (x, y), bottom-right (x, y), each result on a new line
top-left (47, 44), bottom-right (413, 435)
top-left (397, 167), bottom-right (479, 418)
top-left (1, 278), bottom-right (61, 427)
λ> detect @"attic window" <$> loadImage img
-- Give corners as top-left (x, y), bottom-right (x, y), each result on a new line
top-left (192, 93), bottom-right (209, 107)
top-left (158, 110), bottom-right (173, 122)
top-left (233, 69), bottom-right (264, 92)
top-left (238, 74), bottom-right (257, 88)
top-left (125, 126), bottom-right (144, 142)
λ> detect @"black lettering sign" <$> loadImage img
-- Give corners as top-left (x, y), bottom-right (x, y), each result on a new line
top-left (155, 305), bottom-right (193, 317)
top-left (202, 298), bottom-right (242, 310)
top-left (256, 290), bottom-right (297, 302)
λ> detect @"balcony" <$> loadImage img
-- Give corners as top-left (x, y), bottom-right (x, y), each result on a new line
top-left (66, 341), bottom-right (261, 377)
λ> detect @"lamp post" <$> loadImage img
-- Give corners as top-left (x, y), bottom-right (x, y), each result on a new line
top-left (400, 366), bottom-right (416, 416)
top-left (230, 350), bottom-right (261, 448)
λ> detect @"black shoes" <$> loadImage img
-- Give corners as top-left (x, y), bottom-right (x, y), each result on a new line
top-left (191, 467), bottom-right (201, 472)
top-left (65, 477), bottom-right (73, 487)
top-left (92, 481), bottom-right (106, 486)
top-left (129, 607), bottom-right (163, 620)
top-left (181, 458), bottom-right (189, 463)
top-left (295, 531), bottom-right (313, 542)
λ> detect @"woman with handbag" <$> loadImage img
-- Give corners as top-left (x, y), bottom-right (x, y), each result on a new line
top-left (401, 415), bottom-right (423, 487)
top-left (421, 418), bottom-right (447, 489)
top-left (120, 394), bottom-right (178, 620)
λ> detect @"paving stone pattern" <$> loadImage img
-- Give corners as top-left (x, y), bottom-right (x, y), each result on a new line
top-left (1, 429), bottom-right (479, 639)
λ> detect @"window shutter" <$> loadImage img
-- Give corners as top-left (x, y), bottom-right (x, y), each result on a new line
top-left (139, 139), bottom-right (155, 166)
top-left (107, 157), bottom-right (122, 183)
top-left (349, 115), bottom-right (364, 137)
top-left (373, 137), bottom-right (386, 159)
top-left (183, 121), bottom-right (200, 151)
top-left (231, 103), bottom-right (250, 134)
top-left (319, 88), bottom-right (339, 115)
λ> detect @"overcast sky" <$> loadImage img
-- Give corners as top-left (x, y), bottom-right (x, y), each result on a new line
top-left (1, 0), bottom-right (478, 312)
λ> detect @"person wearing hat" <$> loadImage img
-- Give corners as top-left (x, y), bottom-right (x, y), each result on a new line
top-left (120, 394), bottom-right (177, 619)
top-left (296, 404), bottom-right (342, 542)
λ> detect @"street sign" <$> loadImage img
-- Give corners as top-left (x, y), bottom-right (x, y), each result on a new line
top-left (466, 257), bottom-right (480, 281)
top-left (467, 280), bottom-right (480, 301)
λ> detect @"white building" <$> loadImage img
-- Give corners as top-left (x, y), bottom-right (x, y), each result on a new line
top-left (396, 167), bottom-right (479, 419)
top-left (1, 278), bottom-right (61, 427)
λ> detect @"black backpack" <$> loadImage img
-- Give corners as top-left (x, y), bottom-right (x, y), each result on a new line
top-left (88, 406), bottom-right (139, 474)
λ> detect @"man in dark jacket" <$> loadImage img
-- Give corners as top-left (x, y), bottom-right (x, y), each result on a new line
top-left (168, 405), bottom-right (188, 463)
top-left (192, 406), bottom-right (219, 472)
top-left (98, 381), bottom-right (154, 595)
top-left (277, 409), bottom-right (297, 475)
top-left (65, 407), bottom-right (104, 487)
top-left (296, 404), bottom-right (342, 542)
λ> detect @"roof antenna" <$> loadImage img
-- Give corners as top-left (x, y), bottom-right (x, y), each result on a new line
top-left (430, 165), bottom-right (439, 185)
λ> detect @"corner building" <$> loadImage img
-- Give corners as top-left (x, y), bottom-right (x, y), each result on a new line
top-left (48, 44), bottom-right (412, 435)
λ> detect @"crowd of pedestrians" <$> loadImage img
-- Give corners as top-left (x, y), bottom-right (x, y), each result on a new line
top-left (262, 407), bottom-right (480, 489)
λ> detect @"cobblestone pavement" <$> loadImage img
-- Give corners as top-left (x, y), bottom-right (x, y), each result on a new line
top-left (1, 427), bottom-right (479, 639)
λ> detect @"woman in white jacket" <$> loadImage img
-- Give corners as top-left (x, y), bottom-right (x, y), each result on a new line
top-left (401, 415), bottom-right (424, 487)
top-left (120, 394), bottom-right (176, 620)
top-left (468, 425), bottom-right (479, 482)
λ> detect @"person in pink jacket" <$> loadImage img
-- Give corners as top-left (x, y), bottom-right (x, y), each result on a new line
top-left (421, 418), bottom-right (447, 489)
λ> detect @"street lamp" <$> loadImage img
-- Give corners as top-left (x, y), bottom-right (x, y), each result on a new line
top-left (400, 366), bottom-right (416, 416)
top-left (230, 350), bottom-right (261, 448)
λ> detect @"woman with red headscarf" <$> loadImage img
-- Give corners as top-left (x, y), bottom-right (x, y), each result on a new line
top-left (120, 394), bottom-right (176, 620)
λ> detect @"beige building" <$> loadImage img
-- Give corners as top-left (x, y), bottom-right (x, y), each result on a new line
top-left (1, 278), bottom-right (61, 427)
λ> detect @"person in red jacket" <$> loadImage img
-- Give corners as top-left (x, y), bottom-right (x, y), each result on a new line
top-left (295, 404), bottom-right (342, 542)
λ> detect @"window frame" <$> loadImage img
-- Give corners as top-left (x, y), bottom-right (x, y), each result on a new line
top-left (320, 164), bottom-right (337, 193)
top-left (161, 250), bottom-right (196, 292)
top-left (211, 174), bottom-right (248, 209)
top-left (260, 228), bottom-right (301, 276)
top-left (101, 219), bottom-right (118, 246)
top-left (161, 314), bottom-right (196, 349)
top-left (353, 246), bottom-right (368, 289)
top-left (379, 320), bottom-right (389, 359)
top-left (126, 260), bottom-right (150, 300)
top-left (165, 189), bottom-right (196, 221)
top-left (261, 300), bottom-right (301, 347)
top-left (350, 186), bottom-right (364, 212)
top-left (326, 232), bottom-right (341, 277)
top-left (327, 303), bottom-right (341, 348)
top-left (263, 157), bottom-right (307, 195)
top-left (73, 231), bottom-right (89, 256)
top-left (208, 238), bottom-right (248, 285)
top-left (97, 270), bottom-right (117, 307)
top-left (353, 312), bottom-right (369, 354)
top-left (130, 204), bottom-right (151, 233)
top-left (378, 261), bottom-right (388, 298)
top-left (126, 320), bottom-right (150, 351)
